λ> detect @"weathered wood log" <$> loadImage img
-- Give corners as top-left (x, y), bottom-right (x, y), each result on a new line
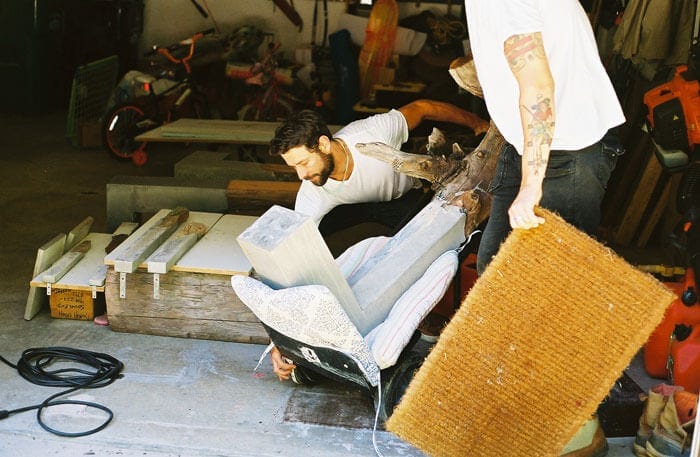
top-left (357, 121), bottom-right (505, 235)
top-left (357, 55), bottom-right (506, 236)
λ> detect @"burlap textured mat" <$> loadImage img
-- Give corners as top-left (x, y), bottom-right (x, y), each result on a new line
top-left (386, 208), bottom-right (674, 457)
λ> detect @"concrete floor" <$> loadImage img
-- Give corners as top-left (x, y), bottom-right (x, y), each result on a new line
top-left (0, 111), bottom-right (644, 456)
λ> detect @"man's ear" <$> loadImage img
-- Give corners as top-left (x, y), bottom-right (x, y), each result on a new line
top-left (317, 135), bottom-right (332, 155)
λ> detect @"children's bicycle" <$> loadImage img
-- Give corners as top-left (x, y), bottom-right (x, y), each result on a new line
top-left (102, 30), bottom-right (222, 165)
top-left (231, 41), bottom-right (325, 122)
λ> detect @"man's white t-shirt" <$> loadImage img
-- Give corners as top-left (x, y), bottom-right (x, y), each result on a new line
top-left (295, 109), bottom-right (419, 225)
top-left (465, 0), bottom-right (625, 154)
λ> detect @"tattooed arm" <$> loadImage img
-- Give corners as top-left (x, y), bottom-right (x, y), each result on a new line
top-left (504, 31), bottom-right (555, 229)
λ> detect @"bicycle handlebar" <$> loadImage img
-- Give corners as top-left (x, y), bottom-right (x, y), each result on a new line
top-left (147, 29), bottom-right (217, 74)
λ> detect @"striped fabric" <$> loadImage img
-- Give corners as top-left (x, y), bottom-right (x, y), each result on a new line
top-left (364, 250), bottom-right (457, 369)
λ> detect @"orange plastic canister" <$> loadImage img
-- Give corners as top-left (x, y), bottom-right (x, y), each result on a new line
top-left (670, 324), bottom-right (700, 394)
top-left (644, 269), bottom-right (700, 379)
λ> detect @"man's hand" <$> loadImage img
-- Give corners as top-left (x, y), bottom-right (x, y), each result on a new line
top-left (270, 346), bottom-right (295, 381)
top-left (508, 184), bottom-right (544, 230)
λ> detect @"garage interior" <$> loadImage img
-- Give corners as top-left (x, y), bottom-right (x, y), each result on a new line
top-left (1, 1), bottom-right (699, 456)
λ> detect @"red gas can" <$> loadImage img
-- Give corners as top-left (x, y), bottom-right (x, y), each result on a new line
top-left (670, 324), bottom-right (700, 394)
top-left (644, 268), bottom-right (700, 378)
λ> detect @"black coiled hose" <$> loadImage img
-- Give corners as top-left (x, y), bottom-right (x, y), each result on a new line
top-left (0, 347), bottom-right (124, 437)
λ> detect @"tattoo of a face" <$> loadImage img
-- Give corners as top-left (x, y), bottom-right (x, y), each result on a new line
top-left (504, 33), bottom-right (546, 73)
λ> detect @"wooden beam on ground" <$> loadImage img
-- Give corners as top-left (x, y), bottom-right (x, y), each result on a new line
top-left (24, 233), bottom-right (66, 320)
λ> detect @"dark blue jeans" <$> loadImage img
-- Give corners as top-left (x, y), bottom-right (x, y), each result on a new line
top-left (476, 141), bottom-right (621, 274)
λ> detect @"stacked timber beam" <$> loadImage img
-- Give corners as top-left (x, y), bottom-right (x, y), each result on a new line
top-left (103, 208), bottom-right (268, 344)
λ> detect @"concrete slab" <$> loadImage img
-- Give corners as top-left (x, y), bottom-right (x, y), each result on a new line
top-left (0, 315), bottom-right (426, 457)
top-left (106, 176), bottom-right (228, 232)
top-left (174, 150), bottom-right (277, 181)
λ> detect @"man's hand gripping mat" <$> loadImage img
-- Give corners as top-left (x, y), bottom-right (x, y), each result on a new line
top-left (386, 208), bottom-right (674, 457)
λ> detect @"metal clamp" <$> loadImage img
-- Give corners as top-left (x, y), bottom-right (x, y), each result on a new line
top-left (119, 272), bottom-right (127, 299)
top-left (153, 273), bottom-right (160, 299)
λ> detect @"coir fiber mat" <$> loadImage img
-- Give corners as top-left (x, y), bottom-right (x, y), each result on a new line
top-left (386, 208), bottom-right (675, 457)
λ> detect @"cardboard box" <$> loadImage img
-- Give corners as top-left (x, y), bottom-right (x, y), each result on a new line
top-left (49, 288), bottom-right (104, 320)
top-left (78, 121), bottom-right (102, 148)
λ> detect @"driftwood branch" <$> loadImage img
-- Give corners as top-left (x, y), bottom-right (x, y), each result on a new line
top-left (357, 121), bottom-right (505, 236)
top-left (358, 55), bottom-right (507, 236)
top-left (356, 142), bottom-right (457, 182)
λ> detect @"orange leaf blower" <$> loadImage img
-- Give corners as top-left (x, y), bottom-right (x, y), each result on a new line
top-left (644, 65), bottom-right (700, 156)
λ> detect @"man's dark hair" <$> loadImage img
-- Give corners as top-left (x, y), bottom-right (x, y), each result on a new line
top-left (270, 110), bottom-right (333, 156)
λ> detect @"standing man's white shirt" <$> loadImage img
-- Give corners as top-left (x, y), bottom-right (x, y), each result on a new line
top-left (465, 0), bottom-right (625, 154)
top-left (294, 109), bottom-right (419, 225)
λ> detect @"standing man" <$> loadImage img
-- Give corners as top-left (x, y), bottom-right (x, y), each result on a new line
top-left (270, 99), bottom-right (489, 227)
top-left (464, 0), bottom-right (626, 274)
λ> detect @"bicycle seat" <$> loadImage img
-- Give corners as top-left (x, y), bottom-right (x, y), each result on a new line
top-left (134, 74), bottom-right (157, 85)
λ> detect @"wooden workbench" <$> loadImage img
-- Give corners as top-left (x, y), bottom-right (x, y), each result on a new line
top-left (135, 118), bottom-right (342, 145)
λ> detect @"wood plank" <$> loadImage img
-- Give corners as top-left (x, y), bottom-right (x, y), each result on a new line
top-left (113, 221), bottom-right (139, 236)
top-left (65, 216), bottom-right (93, 252)
top-left (174, 214), bottom-right (257, 275)
top-left (105, 208), bottom-right (172, 266)
top-left (90, 223), bottom-right (139, 287)
top-left (135, 118), bottom-right (341, 144)
top-left (30, 233), bottom-right (112, 291)
top-left (106, 208), bottom-right (189, 273)
top-left (260, 163), bottom-right (296, 175)
top-left (146, 212), bottom-right (222, 274)
top-left (612, 150), bottom-right (663, 246)
top-left (24, 233), bottom-right (66, 320)
top-left (636, 174), bottom-right (676, 248)
top-left (226, 180), bottom-right (300, 208)
top-left (104, 269), bottom-right (268, 344)
top-left (41, 240), bottom-right (91, 283)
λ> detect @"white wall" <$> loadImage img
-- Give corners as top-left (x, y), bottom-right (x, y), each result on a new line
top-left (140, 0), bottom-right (452, 58)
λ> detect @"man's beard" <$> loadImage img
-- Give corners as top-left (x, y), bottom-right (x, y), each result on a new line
top-left (308, 152), bottom-right (334, 186)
